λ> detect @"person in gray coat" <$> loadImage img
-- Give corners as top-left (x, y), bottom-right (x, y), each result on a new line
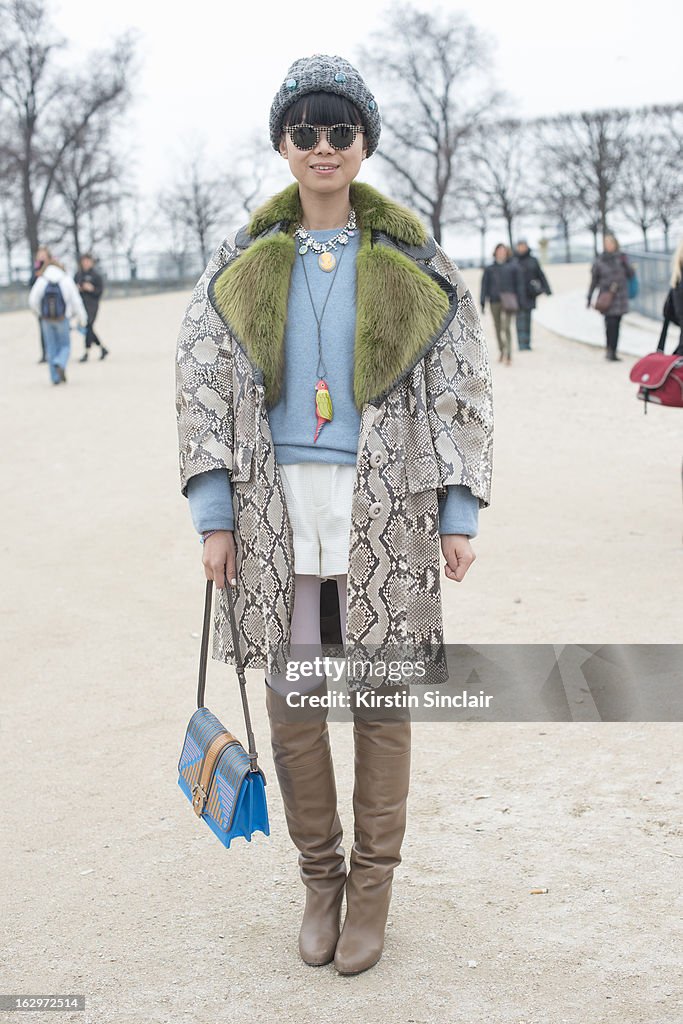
top-left (480, 244), bottom-right (524, 364)
top-left (587, 234), bottom-right (636, 361)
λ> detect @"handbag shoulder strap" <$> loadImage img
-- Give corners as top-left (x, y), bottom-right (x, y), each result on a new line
top-left (658, 318), bottom-right (670, 352)
top-left (196, 574), bottom-right (259, 772)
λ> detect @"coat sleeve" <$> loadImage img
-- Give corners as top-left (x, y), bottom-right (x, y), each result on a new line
top-left (28, 278), bottom-right (44, 316)
top-left (91, 270), bottom-right (104, 299)
top-left (65, 278), bottom-right (88, 327)
top-left (480, 266), bottom-right (489, 308)
top-left (536, 260), bottom-right (551, 295)
top-left (514, 262), bottom-right (525, 307)
top-left (424, 242), bottom-right (494, 509)
top-left (621, 254), bottom-right (636, 279)
top-left (672, 278), bottom-right (683, 328)
top-left (175, 237), bottom-right (237, 499)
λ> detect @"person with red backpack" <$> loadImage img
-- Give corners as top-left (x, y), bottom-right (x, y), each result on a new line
top-left (28, 258), bottom-right (88, 385)
top-left (664, 239), bottom-right (683, 356)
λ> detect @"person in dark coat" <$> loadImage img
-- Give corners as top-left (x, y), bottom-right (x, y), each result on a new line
top-left (513, 240), bottom-right (551, 350)
top-left (74, 253), bottom-right (109, 361)
top-left (481, 243), bottom-right (524, 364)
top-left (587, 234), bottom-right (636, 361)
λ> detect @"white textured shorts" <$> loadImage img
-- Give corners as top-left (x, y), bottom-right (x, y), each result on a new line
top-left (279, 462), bottom-right (355, 578)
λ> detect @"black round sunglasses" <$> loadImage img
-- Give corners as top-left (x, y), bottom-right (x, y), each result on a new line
top-left (283, 123), bottom-right (366, 151)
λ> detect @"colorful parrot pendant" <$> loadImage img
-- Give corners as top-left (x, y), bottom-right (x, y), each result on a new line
top-left (314, 379), bottom-right (333, 443)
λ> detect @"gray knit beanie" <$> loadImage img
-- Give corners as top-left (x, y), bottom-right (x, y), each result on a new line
top-left (269, 54), bottom-right (381, 157)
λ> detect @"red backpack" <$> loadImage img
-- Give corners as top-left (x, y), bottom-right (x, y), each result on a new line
top-left (630, 353), bottom-right (683, 412)
top-left (629, 291), bottom-right (683, 413)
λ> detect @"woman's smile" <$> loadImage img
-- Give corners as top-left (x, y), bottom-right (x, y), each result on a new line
top-left (310, 162), bottom-right (339, 175)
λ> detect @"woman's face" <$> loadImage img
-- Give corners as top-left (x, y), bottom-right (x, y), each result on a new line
top-left (278, 123), bottom-right (366, 197)
top-left (494, 245), bottom-right (507, 262)
top-left (604, 236), bottom-right (617, 253)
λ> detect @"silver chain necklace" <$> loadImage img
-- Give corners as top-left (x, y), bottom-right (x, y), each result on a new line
top-left (294, 208), bottom-right (357, 272)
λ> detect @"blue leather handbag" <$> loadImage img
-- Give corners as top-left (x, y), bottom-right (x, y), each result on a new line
top-left (178, 573), bottom-right (270, 848)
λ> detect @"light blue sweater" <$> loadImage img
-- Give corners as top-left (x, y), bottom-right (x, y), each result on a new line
top-left (187, 227), bottom-right (479, 538)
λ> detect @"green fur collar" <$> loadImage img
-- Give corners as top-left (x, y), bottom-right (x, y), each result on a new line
top-left (210, 182), bottom-right (455, 410)
top-left (248, 181), bottom-right (428, 247)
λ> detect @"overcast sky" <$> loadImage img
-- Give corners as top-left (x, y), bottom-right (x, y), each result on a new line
top-left (54, 0), bottom-right (681, 255)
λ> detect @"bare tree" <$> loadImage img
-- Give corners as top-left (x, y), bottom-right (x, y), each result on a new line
top-left (227, 131), bottom-right (285, 217)
top-left (655, 105), bottom-right (683, 164)
top-left (458, 189), bottom-right (493, 269)
top-left (157, 133), bottom-right (286, 266)
top-left (0, 193), bottom-right (24, 282)
top-left (535, 108), bottom-right (632, 254)
top-left (102, 195), bottom-right (154, 278)
top-left (651, 152), bottom-right (683, 252)
top-left (618, 114), bottom-right (666, 250)
top-left (537, 180), bottom-right (580, 263)
top-left (51, 117), bottom-right (128, 260)
top-left (534, 120), bottom-right (582, 262)
top-left (466, 119), bottom-right (533, 249)
top-left (357, 3), bottom-right (505, 243)
top-left (619, 109), bottom-right (683, 251)
top-left (0, 0), bottom-right (136, 264)
top-left (159, 201), bottom-right (191, 278)
top-left (158, 152), bottom-right (233, 266)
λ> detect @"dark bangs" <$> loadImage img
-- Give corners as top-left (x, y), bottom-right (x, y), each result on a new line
top-left (282, 91), bottom-right (364, 127)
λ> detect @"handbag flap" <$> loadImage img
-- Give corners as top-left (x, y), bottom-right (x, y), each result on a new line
top-left (178, 707), bottom-right (250, 828)
top-left (630, 353), bottom-right (683, 389)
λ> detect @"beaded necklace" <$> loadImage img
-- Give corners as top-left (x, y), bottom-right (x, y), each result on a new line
top-left (294, 209), bottom-right (357, 272)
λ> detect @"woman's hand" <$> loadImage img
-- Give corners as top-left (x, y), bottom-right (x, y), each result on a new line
top-left (202, 530), bottom-right (237, 589)
top-left (440, 534), bottom-right (476, 582)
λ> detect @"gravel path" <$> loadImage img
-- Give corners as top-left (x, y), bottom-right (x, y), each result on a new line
top-left (1, 268), bottom-right (681, 1023)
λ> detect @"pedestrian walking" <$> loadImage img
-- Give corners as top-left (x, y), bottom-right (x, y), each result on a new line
top-left (481, 243), bottom-right (524, 365)
top-left (513, 239), bottom-right (552, 350)
top-left (29, 245), bottom-right (51, 364)
top-left (587, 234), bottom-right (636, 361)
top-left (74, 253), bottom-right (109, 361)
top-left (28, 257), bottom-right (88, 385)
top-left (175, 54), bottom-right (493, 976)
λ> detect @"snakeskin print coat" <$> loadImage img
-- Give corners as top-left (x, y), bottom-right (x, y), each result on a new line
top-left (175, 182), bottom-right (493, 688)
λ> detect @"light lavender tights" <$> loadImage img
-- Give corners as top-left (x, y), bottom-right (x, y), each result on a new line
top-left (265, 574), bottom-right (347, 697)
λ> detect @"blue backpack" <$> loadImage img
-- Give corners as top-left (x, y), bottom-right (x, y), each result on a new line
top-left (41, 280), bottom-right (66, 320)
top-left (628, 274), bottom-right (639, 300)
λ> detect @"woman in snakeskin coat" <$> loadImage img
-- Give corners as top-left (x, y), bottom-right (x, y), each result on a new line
top-left (175, 55), bottom-right (494, 977)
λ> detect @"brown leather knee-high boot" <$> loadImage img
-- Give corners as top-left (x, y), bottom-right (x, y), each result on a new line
top-left (264, 678), bottom-right (347, 966)
top-left (334, 711), bottom-right (411, 975)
